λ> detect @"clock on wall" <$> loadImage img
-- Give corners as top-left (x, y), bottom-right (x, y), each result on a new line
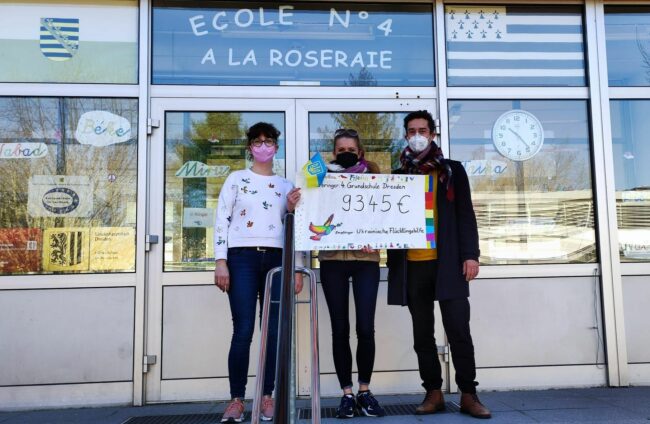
top-left (491, 109), bottom-right (544, 161)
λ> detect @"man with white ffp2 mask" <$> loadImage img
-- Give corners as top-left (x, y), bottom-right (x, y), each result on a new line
top-left (386, 110), bottom-right (491, 419)
top-left (407, 132), bottom-right (431, 154)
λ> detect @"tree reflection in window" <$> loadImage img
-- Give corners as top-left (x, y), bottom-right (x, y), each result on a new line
top-left (163, 112), bottom-right (285, 271)
top-left (0, 97), bottom-right (138, 275)
top-left (449, 100), bottom-right (596, 265)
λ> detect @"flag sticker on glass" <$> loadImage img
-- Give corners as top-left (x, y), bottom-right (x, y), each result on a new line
top-left (302, 152), bottom-right (327, 188)
top-left (445, 6), bottom-right (585, 86)
top-left (40, 18), bottom-right (79, 61)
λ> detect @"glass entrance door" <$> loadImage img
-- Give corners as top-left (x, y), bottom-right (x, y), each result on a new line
top-left (145, 98), bottom-right (296, 403)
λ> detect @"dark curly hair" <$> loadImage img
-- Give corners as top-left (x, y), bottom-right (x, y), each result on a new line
top-left (246, 122), bottom-right (281, 147)
top-left (403, 110), bottom-right (436, 134)
top-left (244, 122), bottom-right (280, 160)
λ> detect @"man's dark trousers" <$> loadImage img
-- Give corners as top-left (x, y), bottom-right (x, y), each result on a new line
top-left (406, 259), bottom-right (478, 394)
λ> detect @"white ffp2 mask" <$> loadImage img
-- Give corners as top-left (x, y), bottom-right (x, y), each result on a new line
top-left (407, 134), bottom-right (430, 153)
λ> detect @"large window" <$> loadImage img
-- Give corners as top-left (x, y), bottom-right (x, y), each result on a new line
top-left (163, 112), bottom-right (286, 271)
top-left (605, 7), bottom-right (650, 86)
top-left (445, 5), bottom-right (586, 86)
top-left (606, 8), bottom-right (650, 262)
top-left (610, 101), bottom-right (650, 261)
top-left (0, 1), bottom-right (138, 84)
top-left (0, 98), bottom-right (138, 275)
top-left (152, 1), bottom-right (434, 86)
top-left (448, 100), bottom-right (596, 265)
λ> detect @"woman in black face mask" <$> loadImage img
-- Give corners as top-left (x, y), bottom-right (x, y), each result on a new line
top-left (320, 129), bottom-right (385, 419)
top-left (326, 128), bottom-right (378, 173)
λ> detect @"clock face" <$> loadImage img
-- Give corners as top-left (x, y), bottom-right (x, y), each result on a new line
top-left (492, 109), bottom-right (544, 161)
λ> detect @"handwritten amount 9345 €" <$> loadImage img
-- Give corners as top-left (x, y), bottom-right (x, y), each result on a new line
top-left (341, 194), bottom-right (411, 214)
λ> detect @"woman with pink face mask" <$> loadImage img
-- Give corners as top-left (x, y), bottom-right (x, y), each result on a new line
top-left (213, 122), bottom-right (302, 423)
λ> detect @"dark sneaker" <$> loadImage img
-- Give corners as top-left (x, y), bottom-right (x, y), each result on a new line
top-left (356, 391), bottom-right (385, 417)
top-left (336, 394), bottom-right (356, 419)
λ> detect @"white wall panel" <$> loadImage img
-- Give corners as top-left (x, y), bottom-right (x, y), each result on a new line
top-left (477, 365), bottom-right (607, 391)
top-left (306, 282), bottom-right (442, 393)
top-left (0, 287), bottom-right (134, 386)
top-left (622, 276), bottom-right (650, 364)
top-left (0, 382), bottom-right (132, 411)
top-left (628, 364), bottom-right (650, 386)
top-left (162, 282), bottom-right (436, 397)
top-left (162, 285), bottom-right (260, 380)
top-left (470, 277), bottom-right (605, 368)
top-left (314, 282), bottom-right (423, 375)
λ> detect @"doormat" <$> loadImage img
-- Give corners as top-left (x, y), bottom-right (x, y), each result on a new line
top-left (122, 402), bottom-right (460, 423)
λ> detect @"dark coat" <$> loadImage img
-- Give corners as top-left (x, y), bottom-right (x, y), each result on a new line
top-left (386, 159), bottom-right (480, 305)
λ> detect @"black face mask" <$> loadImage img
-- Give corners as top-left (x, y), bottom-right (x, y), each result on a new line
top-left (335, 151), bottom-right (359, 169)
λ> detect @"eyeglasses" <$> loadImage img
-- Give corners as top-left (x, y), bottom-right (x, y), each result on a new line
top-left (334, 128), bottom-right (359, 138)
top-left (251, 138), bottom-right (277, 147)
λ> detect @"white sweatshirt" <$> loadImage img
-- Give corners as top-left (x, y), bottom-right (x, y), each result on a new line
top-left (214, 169), bottom-right (294, 261)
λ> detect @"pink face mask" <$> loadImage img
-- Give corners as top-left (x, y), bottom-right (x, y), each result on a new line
top-left (250, 144), bottom-right (276, 163)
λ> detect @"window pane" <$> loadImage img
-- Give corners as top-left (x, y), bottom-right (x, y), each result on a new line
top-left (307, 111), bottom-right (408, 267)
top-left (152, 2), bottom-right (434, 86)
top-left (0, 98), bottom-right (138, 275)
top-left (0, 1), bottom-right (138, 84)
top-left (605, 7), bottom-right (650, 86)
top-left (445, 5), bottom-right (586, 86)
top-left (164, 112), bottom-right (285, 271)
top-left (308, 112), bottom-right (408, 174)
top-left (449, 100), bottom-right (596, 264)
top-left (610, 100), bottom-right (650, 261)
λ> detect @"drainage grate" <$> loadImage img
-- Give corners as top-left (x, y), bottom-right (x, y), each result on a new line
top-left (122, 402), bottom-right (460, 423)
top-left (123, 413), bottom-right (243, 424)
top-left (299, 401), bottom-right (459, 420)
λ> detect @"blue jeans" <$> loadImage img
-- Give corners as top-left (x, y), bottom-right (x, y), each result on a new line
top-left (226, 247), bottom-right (281, 399)
top-left (320, 260), bottom-right (380, 389)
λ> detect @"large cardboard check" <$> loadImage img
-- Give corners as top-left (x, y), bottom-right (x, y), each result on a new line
top-left (295, 173), bottom-right (435, 251)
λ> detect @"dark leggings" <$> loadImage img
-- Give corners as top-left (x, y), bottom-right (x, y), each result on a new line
top-left (320, 260), bottom-right (380, 389)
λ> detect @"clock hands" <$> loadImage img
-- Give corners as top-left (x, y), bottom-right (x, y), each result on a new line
top-left (508, 128), bottom-right (530, 149)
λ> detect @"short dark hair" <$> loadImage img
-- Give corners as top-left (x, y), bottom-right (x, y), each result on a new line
top-left (403, 110), bottom-right (436, 134)
top-left (246, 122), bottom-right (281, 147)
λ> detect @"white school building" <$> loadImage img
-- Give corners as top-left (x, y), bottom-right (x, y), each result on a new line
top-left (0, 0), bottom-right (649, 410)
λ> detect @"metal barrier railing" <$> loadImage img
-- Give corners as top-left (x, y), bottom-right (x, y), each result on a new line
top-left (251, 213), bottom-right (320, 424)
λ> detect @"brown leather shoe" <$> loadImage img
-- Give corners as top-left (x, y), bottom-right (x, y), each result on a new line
top-left (460, 392), bottom-right (492, 419)
top-left (415, 389), bottom-right (445, 415)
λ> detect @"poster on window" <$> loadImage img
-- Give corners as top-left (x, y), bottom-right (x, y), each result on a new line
top-left (0, 228), bottom-right (42, 273)
top-left (89, 227), bottom-right (135, 271)
top-left (27, 175), bottom-right (93, 218)
top-left (42, 227), bottom-right (90, 272)
top-left (295, 173), bottom-right (434, 251)
top-left (183, 208), bottom-right (215, 228)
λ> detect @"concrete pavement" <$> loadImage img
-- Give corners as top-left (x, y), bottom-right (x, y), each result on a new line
top-left (0, 387), bottom-right (649, 423)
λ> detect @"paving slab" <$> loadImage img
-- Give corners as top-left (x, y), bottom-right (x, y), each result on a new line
top-left (522, 405), bottom-right (647, 423)
top-left (483, 390), bottom-right (604, 411)
top-left (0, 387), bottom-right (649, 424)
